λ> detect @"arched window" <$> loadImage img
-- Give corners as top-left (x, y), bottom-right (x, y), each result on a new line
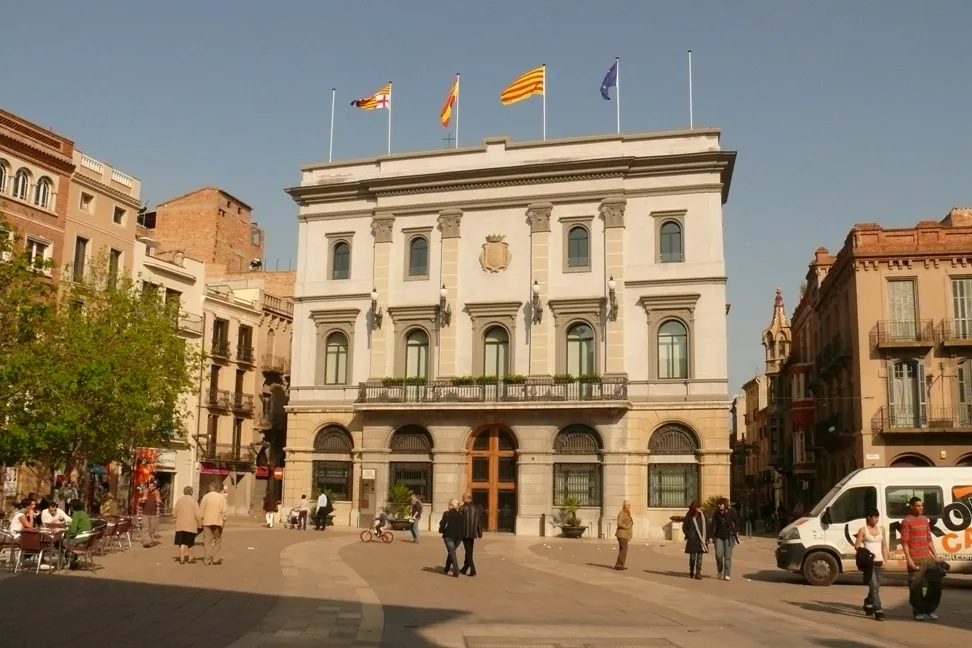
top-left (405, 328), bottom-right (429, 379)
top-left (331, 241), bottom-right (350, 280)
top-left (390, 425), bottom-right (434, 504)
top-left (323, 331), bottom-right (349, 385)
top-left (553, 425), bottom-right (603, 508)
top-left (33, 177), bottom-right (52, 209)
top-left (887, 359), bottom-right (924, 428)
top-left (658, 319), bottom-right (688, 379)
top-left (312, 425), bottom-right (353, 502)
top-left (12, 169), bottom-right (30, 201)
top-left (0, 160), bottom-right (8, 193)
top-left (566, 322), bottom-right (595, 376)
top-left (566, 226), bottom-right (589, 268)
top-left (659, 221), bottom-right (683, 263)
top-left (483, 325), bottom-right (509, 377)
top-left (648, 424), bottom-right (699, 508)
top-left (408, 236), bottom-right (428, 277)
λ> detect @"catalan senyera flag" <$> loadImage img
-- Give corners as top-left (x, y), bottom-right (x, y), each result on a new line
top-left (500, 65), bottom-right (544, 105)
top-left (350, 84), bottom-right (391, 110)
top-left (440, 76), bottom-right (459, 127)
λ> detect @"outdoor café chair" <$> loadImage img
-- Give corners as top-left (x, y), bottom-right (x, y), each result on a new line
top-left (14, 530), bottom-right (54, 574)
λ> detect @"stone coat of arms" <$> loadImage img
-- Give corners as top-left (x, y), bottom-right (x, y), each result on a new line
top-left (479, 234), bottom-right (512, 273)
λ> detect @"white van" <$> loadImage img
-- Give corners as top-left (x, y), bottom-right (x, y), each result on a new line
top-left (776, 466), bottom-right (972, 586)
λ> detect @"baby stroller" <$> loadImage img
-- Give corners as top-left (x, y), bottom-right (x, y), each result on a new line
top-left (283, 507), bottom-right (301, 529)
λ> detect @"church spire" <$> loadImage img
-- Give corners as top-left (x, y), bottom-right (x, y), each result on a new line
top-left (761, 287), bottom-right (791, 373)
top-left (769, 287), bottom-right (788, 331)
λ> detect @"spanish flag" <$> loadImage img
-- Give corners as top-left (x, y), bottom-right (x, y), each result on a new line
top-left (500, 65), bottom-right (544, 105)
top-left (351, 84), bottom-right (391, 110)
top-left (440, 75), bottom-right (459, 128)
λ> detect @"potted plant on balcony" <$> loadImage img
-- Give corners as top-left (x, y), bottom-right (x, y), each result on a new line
top-left (557, 496), bottom-right (587, 538)
top-left (386, 483), bottom-right (414, 531)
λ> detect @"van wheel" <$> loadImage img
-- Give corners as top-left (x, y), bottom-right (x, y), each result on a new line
top-left (802, 551), bottom-right (839, 586)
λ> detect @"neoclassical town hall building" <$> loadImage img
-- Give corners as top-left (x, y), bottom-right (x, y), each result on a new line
top-left (282, 129), bottom-right (736, 538)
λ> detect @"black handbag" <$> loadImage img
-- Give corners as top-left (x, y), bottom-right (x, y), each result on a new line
top-left (855, 547), bottom-right (874, 571)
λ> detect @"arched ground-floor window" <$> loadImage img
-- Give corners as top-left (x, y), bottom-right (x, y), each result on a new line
top-left (552, 424), bottom-right (603, 508)
top-left (648, 424), bottom-right (700, 508)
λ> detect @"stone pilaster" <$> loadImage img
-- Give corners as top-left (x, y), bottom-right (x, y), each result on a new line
top-left (432, 449), bottom-right (466, 530)
top-left (369, 215), bottom-right (394, 378)
top-left (600, 198), bottom-right (626, 376)
top-left (515, 449), bottom-right (554, 536)
top-left (526, 203), bottom-right (552, 377)
top-left (436, 209), bottom-right (462, 378)
top-left (359, 447), bottom-right (390, 527)
top-left (601, 449), bottom-right (650, 537)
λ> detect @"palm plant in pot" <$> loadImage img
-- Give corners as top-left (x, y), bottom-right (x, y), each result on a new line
top-left (558, 496), bottom-right (587, 538)
top-left (386, 483), bottom-right (414, 531)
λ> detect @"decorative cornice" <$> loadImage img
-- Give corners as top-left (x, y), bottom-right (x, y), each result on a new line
top-left (637, 293), bottom-right (701, 314)
top-left (0, 131), bottom-right (75, 175)
top-left (386, 304), bottom-right (437, 324)
top-left (624, 276), bottom-right (726, 288)
top-left (309, 308), bottom-right (360, 327)
top-left (437, 208), bottom-right (463, 239)
top-left (547, 297), bottom-right (604, 325)
top-left (599, 197), bottom-right (626, 229)
top-left (287, 150), bottom-right (735, 207)
top-left (294, 292), bottom-right (371, 303)
top-left (526, 202), bottom-right (552, 233)
top-left (370, 215), bottom-right (394, 243)
top-left (463, 301), bottom-right (522, 322)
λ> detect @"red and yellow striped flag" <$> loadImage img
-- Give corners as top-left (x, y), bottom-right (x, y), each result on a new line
top-left (440, 76), bottom-right (459, 127)
top-left (500, 65), bottom-right (544, 105)
top-left (351, 84), bottom-right (391, 110)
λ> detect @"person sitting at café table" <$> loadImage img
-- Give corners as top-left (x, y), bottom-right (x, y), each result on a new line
top-left (67, 499), bottom-right (92, 538)
top-left (7, 498), bottom-right (37, 537)
top-left (41, 500), bottom-right (72, 527)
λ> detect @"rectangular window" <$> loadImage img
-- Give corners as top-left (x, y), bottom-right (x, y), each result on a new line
top-left (648, 465), bottom-right (699, 508)
top-left (206, 414), bottom-right (219, 449)
top-left (235, 369), bottom-right (245, 394)
top-left (108, 248), bottom-right (122, 288)
top-left (887, 280), bottom-right (917, 340)
top-left (885, 486), bottom-right (943, 519)
top-left (232, 418), bottom-right (243, 459)
top-left (79, 192), bottom-right (94, 212)
top-left (553, 463), bottom-right (601, 507)
top-left (238, 325), bottom-right (254, 363)
top-left (389, 462), bottom-right (433, 503)
top-left (73, 236), bottom-right (89, 282)
top-left (952, 279), bottom-right (972, 338)
top-left (113, 206), bottom-right (126, 225)
top-left (313, 461), bottom-right (352, 501)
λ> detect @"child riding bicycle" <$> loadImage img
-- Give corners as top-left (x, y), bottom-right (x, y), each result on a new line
top-left (372, 508), bottom-right (389, 536)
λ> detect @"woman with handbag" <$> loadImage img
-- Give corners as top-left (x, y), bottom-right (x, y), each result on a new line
top-left (854, 508), bottom-right (889, 621)
top-left (682, 500), bottom-right (708, 580)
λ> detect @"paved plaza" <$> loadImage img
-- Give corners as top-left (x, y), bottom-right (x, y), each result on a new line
top-left (1, 522), bottom-right (970, 647)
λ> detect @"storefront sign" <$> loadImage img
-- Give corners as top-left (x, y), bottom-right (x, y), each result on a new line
top-left (156, 450), bottom-right (177, 471)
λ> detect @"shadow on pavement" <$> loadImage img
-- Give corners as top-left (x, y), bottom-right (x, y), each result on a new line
top-left (786, 598), bottom-right (972, 634)
top-left (0, 571), bottom-right (466, 648)
top-left (811, 641), bottom-right (892, 648)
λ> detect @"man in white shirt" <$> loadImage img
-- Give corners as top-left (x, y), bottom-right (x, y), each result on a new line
top-left (315, 492), bottom-right (330, 530)
top-left (41, 501), bottom-right (72, 527)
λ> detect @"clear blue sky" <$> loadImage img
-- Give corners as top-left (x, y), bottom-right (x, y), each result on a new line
top-left (4, 1), bottom-right (970, 393)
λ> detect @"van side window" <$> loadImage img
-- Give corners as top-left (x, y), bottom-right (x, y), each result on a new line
top-left (829, 486), bottom-right (877, 523)
top-left (885, 486), bottom-right (943, 518)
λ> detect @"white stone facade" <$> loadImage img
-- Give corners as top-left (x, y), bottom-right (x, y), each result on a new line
top-left (284, 130), bottom-right (736, 538)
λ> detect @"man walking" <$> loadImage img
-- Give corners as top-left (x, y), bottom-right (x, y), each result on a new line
top-left (409, 494), bottom-right (423, 544)
top-left (459, 492), bottom-right (483, 576)
top-left (614, 500), bottom-right (633, 570)
top-left (708, 497), bottom-right (740, 581)
top-left (199, 483), bottom-right (227, 565)
top-left (315, 491), bottom-right (331, 530)
top-left (900, 496), bottom-right (942, 621)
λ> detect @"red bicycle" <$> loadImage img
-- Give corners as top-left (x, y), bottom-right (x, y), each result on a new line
top-left (359, 528), bottom-right (394, 544)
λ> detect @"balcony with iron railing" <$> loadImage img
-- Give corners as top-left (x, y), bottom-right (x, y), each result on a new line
top-left (869, 319), bottom-right (935, 350)
top-left (938, 319), bottom-right (972, 347)
top-left (196, 442), bottom-right (256, 464)
top-left (256, 410), bottom-right (287, 430)
top-left (355, 375), bottom-right (628, 408)
top-left (871, 405), bottom-right (972, 434)
top-left (261, 353), bottom-right (291, 375)
top-left (236, 345), bottom-right (255, 365)
top-left (231, 392), bottom-right (254, 413)
top-left (204, 388), bottom-right (231, 409)
top-left (211, 339), bottom-right (231, 361)
top-left (175, 312), bottom-right (203, 336)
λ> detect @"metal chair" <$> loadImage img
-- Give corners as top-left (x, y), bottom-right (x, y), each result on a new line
top-left (14, 531), bottom-right (53, 574)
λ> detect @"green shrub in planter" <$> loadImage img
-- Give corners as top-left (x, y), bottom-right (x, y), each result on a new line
top-left (451, 376), bottom-right (475, 385)
top-left (387, 483), bottom-right (413, 519)
top-left (502, 374), bottom-right (527, 384)
top-left (552, 373), bottom-right (574, 383)
top-left (577, 373), bottom-right (602, 383)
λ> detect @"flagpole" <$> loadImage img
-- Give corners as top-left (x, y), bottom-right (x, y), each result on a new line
top-left (688, 50), bottom-right (694, 129)
top-left (455, 73), bottom-right (460, 148)
top-left (615, 57), bottom-right (621, 135)
top-left (542, 64), bottom-right (546, 141)
top-left (328, 88), bottom-right (336, 162)
top-left (387, 81), bottom-right (392, 154)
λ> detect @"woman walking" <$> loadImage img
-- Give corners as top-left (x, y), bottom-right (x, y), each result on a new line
top-left (855, 507), bottom-right (889, 621)
top-left (263, 491), bottom-right (278, 528)
top-left (438, 498), bottom-right (464, 578)
top-left (683, 500), bottom-right (708, 579)
top-left (707, 497), bottom-right (740, 581)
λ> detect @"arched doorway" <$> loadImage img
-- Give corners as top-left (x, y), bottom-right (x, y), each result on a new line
top-left (467, 426), bottom-right (517, 532)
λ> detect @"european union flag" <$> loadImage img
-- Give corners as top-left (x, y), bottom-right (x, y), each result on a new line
top-left (600, 60), bottom-right (618, 100)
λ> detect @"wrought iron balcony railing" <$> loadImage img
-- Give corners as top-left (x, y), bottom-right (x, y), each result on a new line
top-left (356, 375), bottom-right (628, 405)
top-left (231, 392), bottom-right (254, 413)
top-left (261, 353), bottom-right (291, 375)
top-left (815, 332), bottom-right (852, 374)
top-left (197, 442), bottom-right (256, 464)
top-left (938, 319), bottom-right (972, 346)
top-left (869, 319), bottom-right (935, 349)
top-left (236, 345), bottom-right (255, 365)
top-left (211, 339), bottom-right (231, 360)
top-left (871, 405), bottom-right (972, 433)
top-left (204, 388), bottom-right (231, 409)
top-left (176, 312), bottom-right (203, 336)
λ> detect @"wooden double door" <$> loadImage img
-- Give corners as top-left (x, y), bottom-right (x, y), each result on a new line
top-left (467, 425), bottom-right (517, 532)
